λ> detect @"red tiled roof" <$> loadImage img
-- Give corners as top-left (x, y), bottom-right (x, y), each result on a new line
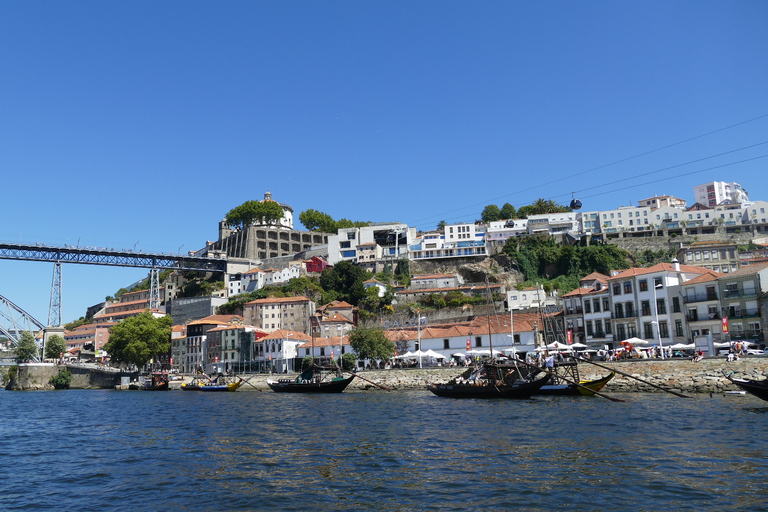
top-left (187, 315), bottom-right (243, 326)
top-left (608, 262), bottom-right (710, 280)
top-left (245, 296), bottom-right (312, 305)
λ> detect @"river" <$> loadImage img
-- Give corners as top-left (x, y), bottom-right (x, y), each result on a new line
top-left (2, 389), bottom-right (767, 511)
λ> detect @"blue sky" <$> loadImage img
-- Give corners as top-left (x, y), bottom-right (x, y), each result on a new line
top-left (1, 1), bottom-right (767, 324)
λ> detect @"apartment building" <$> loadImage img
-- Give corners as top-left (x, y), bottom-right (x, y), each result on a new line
top-left (681, 271), bottom-right (724, 342)
top-left (243, 296), bottom-right (315, 333)
top-left (717, 261), bottom-right (768, 344)
top-left (328, 222), bottom-right (416, 265)
top-left (694, 181), bottom-right (749, 207)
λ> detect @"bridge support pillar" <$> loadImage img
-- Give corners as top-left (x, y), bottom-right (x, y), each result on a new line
top-left (48, 262), bottom-right (62, 327)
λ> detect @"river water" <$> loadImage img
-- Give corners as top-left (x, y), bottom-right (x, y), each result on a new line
top-left (2, 388), bottom-right (767, 511)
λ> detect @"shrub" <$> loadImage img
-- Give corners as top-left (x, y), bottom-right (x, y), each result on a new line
top-left (50, 369), bottom-right (72, 390)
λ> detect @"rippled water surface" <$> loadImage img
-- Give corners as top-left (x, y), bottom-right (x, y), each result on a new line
top-left (2, 388), bottom-right (768, 511)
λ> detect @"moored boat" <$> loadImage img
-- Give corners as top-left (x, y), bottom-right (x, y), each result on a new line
top-left (267, 365), bottom-right (355, 393)
top-left (725, 374), bottom-right (768, 402)
top-left (181, 374), bottom-right (242, 392)
top-left (536, 372), bottom-right (615, 396)
top-left (427, 368), bottom-right (550, 399)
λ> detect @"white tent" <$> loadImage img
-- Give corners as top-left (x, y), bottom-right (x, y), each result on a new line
top-left (423, 349), bottom-right (446, 359)
top-left (621, 337), bottom-right (650, 345)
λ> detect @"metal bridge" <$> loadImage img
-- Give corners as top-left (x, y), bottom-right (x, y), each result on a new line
top-left (0, 242), bottom-right (227, 272)
top-left (0, 242), bottom-right (228, 358)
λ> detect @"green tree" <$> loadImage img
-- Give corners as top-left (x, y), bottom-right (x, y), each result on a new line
top-left (299, 209), bottom-right (337, 232)
top-left (49, 368), bottom-right (72, 389)
top-left (319, 261), bottom-right (371, 305)
top-left (340, 352), bottom-right (357, 371)
top-left (481, 204), bottom-right (502, 222)
top-left (226, 199), bottom-right (285, 229)
top-left (15, 331), bottom-right (39, 362)
top-left (436, 220), bottom-right (447, 230)
top-left (348, 326), bottom-right (394, 361)
top-left (45, 334), bottom-right (66, 360)
top-left (104, 312), bottom-right (173, 369)
top-left (394, 259), bottom-right (411, 287)
top-left (500, 203), bottom-right (517, 220)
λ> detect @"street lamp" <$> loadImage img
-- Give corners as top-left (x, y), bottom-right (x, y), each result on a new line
top-left (417, 315), bottom-right (426, 368)
top-left (653, 280), bottom-right (665, 358)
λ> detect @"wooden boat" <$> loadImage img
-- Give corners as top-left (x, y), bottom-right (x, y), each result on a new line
top-left (725, 374), bottom-right (768, 402)
top-left (181, 374), bottom-right (242, 392)
top-left (267, 366), bottom-right (355, 393)
top-left (535, 372), bottom-right (615, 396)
top-left (427, 369), bottom-right (550, 399)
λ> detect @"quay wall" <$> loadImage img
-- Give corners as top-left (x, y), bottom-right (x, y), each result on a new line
top-left (233, 357), bottom-right (768, 394)
top-left (4, 358), bottom-right (767, 393)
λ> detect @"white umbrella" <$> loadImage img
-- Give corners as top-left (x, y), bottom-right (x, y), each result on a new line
top-left (669, 343), bottom-right (695, 350)
top-left (622, 337), bottom-right (649, 345)
top-left (452, 353), bottom-right (467, 359)
top-left (424, 349), bottom-right (446, 359)
top-left (570, 343), bottom-right (588, 349)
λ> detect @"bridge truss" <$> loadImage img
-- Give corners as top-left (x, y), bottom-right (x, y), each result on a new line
top-left (0, 243), bottom-right (227, 272)
top-left (0, 293), bottom-right (46, 360)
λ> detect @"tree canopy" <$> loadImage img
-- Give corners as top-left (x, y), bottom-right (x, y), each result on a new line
top-left (15, 331), bottom-right (39, 362)
top-left (503, 237), bottom-right (631, 293)
top-left (104, 312), bottom-right (173, 369)
top-left (319, 261), bottom-right (371, 306)
top-left (298, 209), bottom-right (369, 233)
top-left (481, 198), bottom-right (571, 222)
top-left (226, 199), bottom-right (285, 229)
top-left (348, 326), bottom-right (394, 361)
top-left (45, 334), bottom-right (66, 360)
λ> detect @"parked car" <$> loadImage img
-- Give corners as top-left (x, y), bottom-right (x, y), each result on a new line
top-left (745, 349), bottom-right (765, 356)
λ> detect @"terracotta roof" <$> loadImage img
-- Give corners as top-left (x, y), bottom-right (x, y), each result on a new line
top-left (323, 300), bottom-right (355, 309)
top-left (719, 260), bottom-right (768, 278)
top-left (261, 330), bottom-right (313, 342)
top-left (298, 336), bottom-right (349, 348)
top-left (608, 262), bottom-right (710, 280)
top-left (684, 271), bottom-right (725, 285)
top-left (581, 272), bottom-right (610, 282)
top-left (187, 315), bottom-right (243, 326)
top-left (245, 296), bottom-right (312, 305)
top-left (320, 313), bottom-right (354, 324)
top-left (562, 287), bottom-right (601, 297)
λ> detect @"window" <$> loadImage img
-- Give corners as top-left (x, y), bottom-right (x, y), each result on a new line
top-left (593, 299), bottom-right (601, 312)
top-left (624, 281), bottom-right (632, 294)
top-left (513, 334), bottom-right (521, 344)
top-left (641, 300), bottom-right (651, 316)
top-left (672, 297), bottom-right (681, 313)
top-left (615, 303), bottom-right (624, 319)
top-left (595, 321), bottom-right (604, 338)
top-left (657, 298), bottom-right (666, 314)
top-left (675, 320), bottom-right (684, 337)
top-left (586, 321), bottom-right (593, 336)
top-left (639, 279), bottom-right (648, 292)
top-left (603, 298), bottom-right (610, 311)
top-left (625, 302), bottom-right (635, 317)
top-left (613, 283), bottom-right (621, 296)
top-left (616, 324), bottom-right (626, 341)
top-left (347, 232), bottom-right (356, 240)
top-left (658, 321), bottom-right (669, 339)
top-left (605, 321), bottom-right (612, 335)
top-left (475, 336), bottom-right (482, 347)
top-left (653, 277), bottom-right (663, 288)
top-left (443, 339), bottom-right (450, 349)
top-left (644, 322), bottom-right (654, 339)
top-left (584, 301), bottom-right (591, 314)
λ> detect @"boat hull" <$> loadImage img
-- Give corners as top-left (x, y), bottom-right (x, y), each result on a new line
top-left (536, 372), bottom-right (615, 396)
top-left (427, 373), bottom-right (550, 399)
top-left (727, 375), bottom-right (768, 402)
top-left (181, 379), bottom-right (242, 392)
top-left (267, 375), bottom-right (355, 393)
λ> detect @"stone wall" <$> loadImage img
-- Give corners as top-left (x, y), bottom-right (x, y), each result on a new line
top-left (232, 356), bottom-right (767, 394)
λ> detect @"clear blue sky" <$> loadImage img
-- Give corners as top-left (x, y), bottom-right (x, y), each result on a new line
top-left (1, 1), bottom-right (767, 324)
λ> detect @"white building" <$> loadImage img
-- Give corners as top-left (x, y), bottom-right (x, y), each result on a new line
top-left (597, 206), bottom-right (652, 233)
top-left (328, 222), bottom-right (416, 265)
top-left (486, 219), bottom-right (529, 246)
top-left (694, 181), bottom-right (749, 208)
top-left (409, 223), bottom-right (487, 261)
top-left (637, 195), bottom-right (686, 210)
top-left (526, 212), bottom-right (579, 235)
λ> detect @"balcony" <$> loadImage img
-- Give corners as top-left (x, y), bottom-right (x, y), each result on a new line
top-left (683, 292), bottom-right (719, 304)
